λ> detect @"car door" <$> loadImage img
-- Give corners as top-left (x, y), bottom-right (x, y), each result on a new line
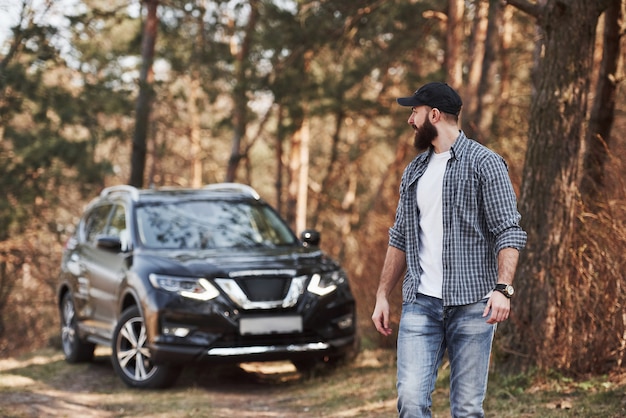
top-left (81, 202), bottom-right (129, 339)
top-left (71, 203), bottom-right (112, 334)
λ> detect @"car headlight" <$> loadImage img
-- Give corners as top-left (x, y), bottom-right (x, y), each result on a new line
top-left (307, 271), bottom-right (346, 296)
top-left (148, 274), bottom-right (220, 301)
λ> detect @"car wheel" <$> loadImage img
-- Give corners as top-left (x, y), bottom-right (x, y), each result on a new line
top-left (111, 306), bottom-right (180, 389)
top-left (60, 292), bottom-right (95, 363)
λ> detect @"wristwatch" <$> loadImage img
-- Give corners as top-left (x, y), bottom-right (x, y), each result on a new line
top-left (494, 283), bottom-right (515, 298)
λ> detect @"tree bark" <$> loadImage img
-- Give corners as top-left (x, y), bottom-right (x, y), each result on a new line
top-left (287, 120), bottom-right (302, 228)
top-left (274, 104), bottom-right (285, 214)
top-left (580, 0), bottom-right (623, 201)
top-left (499, 6), bottom-right (513, 105)
top-left (503, 0), bottom-right (612, 372)
top-left (474, 0), bottom-right (504, 144)
top-left (295, 113), bottom-right (310, 234)
top-left (310, 107), bottom-right (344, 228)
top-left (189, 2), bottom-right (207, 188)
top-left (188, 74), bottom-right (202, 188)
top-left (462, 0), bottom-right (489, 136)
top-left (130, 0), bottom-right (158, 188)
top-left (226, 0), bottom-right (259, 183)
top-left (446, 0), bottom-right (465, 90)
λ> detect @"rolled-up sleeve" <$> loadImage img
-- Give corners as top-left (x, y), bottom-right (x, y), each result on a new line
top-left (389, 225), bottom-right (406, 251)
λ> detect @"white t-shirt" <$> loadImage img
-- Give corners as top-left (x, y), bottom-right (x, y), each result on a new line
top-left (416, 151), bottom-right (451, 299)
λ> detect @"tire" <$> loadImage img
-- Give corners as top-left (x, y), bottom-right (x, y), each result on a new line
top-left (60, 292), bottom-right (95, 363)
top-left (111, 306), bottom-right (180, 389)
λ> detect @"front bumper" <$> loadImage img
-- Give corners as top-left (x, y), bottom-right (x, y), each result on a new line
top-left (149, 333), bottom-right (356, 364)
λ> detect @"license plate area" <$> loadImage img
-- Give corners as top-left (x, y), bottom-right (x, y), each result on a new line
top-left (239, 316), bottom-right (302, 335)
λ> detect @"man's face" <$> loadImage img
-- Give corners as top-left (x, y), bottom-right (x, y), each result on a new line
top-left (409, 107), bottom-right (437, 151)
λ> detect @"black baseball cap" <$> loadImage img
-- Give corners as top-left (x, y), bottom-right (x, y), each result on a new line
top-left (397, 82), bottom-right (463, 115)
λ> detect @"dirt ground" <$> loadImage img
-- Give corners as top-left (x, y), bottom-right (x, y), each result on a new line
top-left (4, 346), bottom-right (626, 417)
top-left (0, 347), bottom-right (399, 418)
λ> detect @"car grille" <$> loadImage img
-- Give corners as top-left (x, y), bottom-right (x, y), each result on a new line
top-left (237, 277), bottom-right (290, 301)
top-left (215, 270), bottom-right (307, 310)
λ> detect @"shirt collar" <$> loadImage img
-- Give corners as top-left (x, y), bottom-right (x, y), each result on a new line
top-left (449, 131), bottom-right (468, 160)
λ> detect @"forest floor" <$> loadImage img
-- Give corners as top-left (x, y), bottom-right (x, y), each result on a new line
top-left (1, 346), bottom-right (625, 417)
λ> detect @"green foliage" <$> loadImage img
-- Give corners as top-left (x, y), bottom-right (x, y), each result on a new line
top-left (0, 4), bottom-right (135, 240)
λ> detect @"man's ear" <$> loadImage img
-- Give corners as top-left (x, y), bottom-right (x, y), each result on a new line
top-left (431, 108), bottom-right (441, 122)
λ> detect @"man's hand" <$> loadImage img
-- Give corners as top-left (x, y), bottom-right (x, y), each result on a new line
top-left (483, 291), bottom-right (511, 324)
top-left (372, 246), bottom-right (406, 336)
top-left (372, 297), bottom-right (393, 336)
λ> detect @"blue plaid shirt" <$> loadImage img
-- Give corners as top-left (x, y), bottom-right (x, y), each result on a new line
top-left (389, 132), bottom-right (527, 306)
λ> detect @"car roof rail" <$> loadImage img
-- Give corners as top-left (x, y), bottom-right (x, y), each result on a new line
top-left (100, 185), bottom-right (140, 201)
top-left (203, 183), bottom-right (260, 200)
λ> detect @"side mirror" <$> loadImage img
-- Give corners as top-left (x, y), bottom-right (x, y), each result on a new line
top-left (96, 235), bottom-right (123, 253)
top-left (300, 229), bottom-right (320, 247)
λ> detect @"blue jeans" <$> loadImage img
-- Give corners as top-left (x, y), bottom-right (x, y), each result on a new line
top-left (397, 294), bottom-right (496, 418)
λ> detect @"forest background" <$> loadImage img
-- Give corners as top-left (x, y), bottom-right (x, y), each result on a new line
top-left (1, 0), bottom-right (625, 379)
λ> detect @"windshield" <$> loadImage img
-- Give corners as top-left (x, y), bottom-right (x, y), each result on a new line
top-left (136, 200), bottom-right (297, 250)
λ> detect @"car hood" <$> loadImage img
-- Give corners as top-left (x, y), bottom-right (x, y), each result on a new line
top-left (134, 246), bottom-right (338, 277)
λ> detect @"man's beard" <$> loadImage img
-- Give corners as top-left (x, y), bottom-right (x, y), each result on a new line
top-left (413, 115), bottom-right (438, 151)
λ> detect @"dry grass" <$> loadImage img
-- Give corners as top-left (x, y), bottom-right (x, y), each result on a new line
top-left (1, 346), bottom-right (625, 418)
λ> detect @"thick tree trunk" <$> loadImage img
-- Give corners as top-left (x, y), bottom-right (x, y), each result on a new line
top-left (504, 0), bottom-right (612, 372)
top-left (130, 0), bottom-right (158, 188)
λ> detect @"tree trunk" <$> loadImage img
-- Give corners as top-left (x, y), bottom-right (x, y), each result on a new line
top-left (580, 0), bottom-right (623, 201)
top-left (503, 0), bottom-right (612, 372)
top-left (296, 113), bottom-right (310, 234)
top-left (474, 0), bottom-right (504, 144)
top-left (286, 47), bottom-right (313, 233)
top-left (286, 120), bottom-right (302, 228)
top-left (310, 107), bottom-right (344, 228)
top-left (462, 0), bottom-right (489, 136)
top-left (499, 5), bottom-right (513, 105)
top-left (274, 104), bottom-right (285, 214)
top-left (189, 3), bottom-right (206, 188)
top-left (130, 0), bottom-right (158, 188)
top-left (188, 74), bottom-right (202, 188)
top-left (446, 0), bottom-right (465, 90)
top-left (225, 0), bottom-right (259, 183)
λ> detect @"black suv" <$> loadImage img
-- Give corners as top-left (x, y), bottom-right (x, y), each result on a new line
top-left (57, 183), bottom-right (357, 388)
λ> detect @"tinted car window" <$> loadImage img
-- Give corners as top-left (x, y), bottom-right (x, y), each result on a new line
top-left (84, 205), bottom-right (113, 244)
top-left (108, 204), bottom-right (131, 251)
top-left (107, 204), bottom-right (126, 236)
top-left (136, 200), bottom-right (297, 250)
